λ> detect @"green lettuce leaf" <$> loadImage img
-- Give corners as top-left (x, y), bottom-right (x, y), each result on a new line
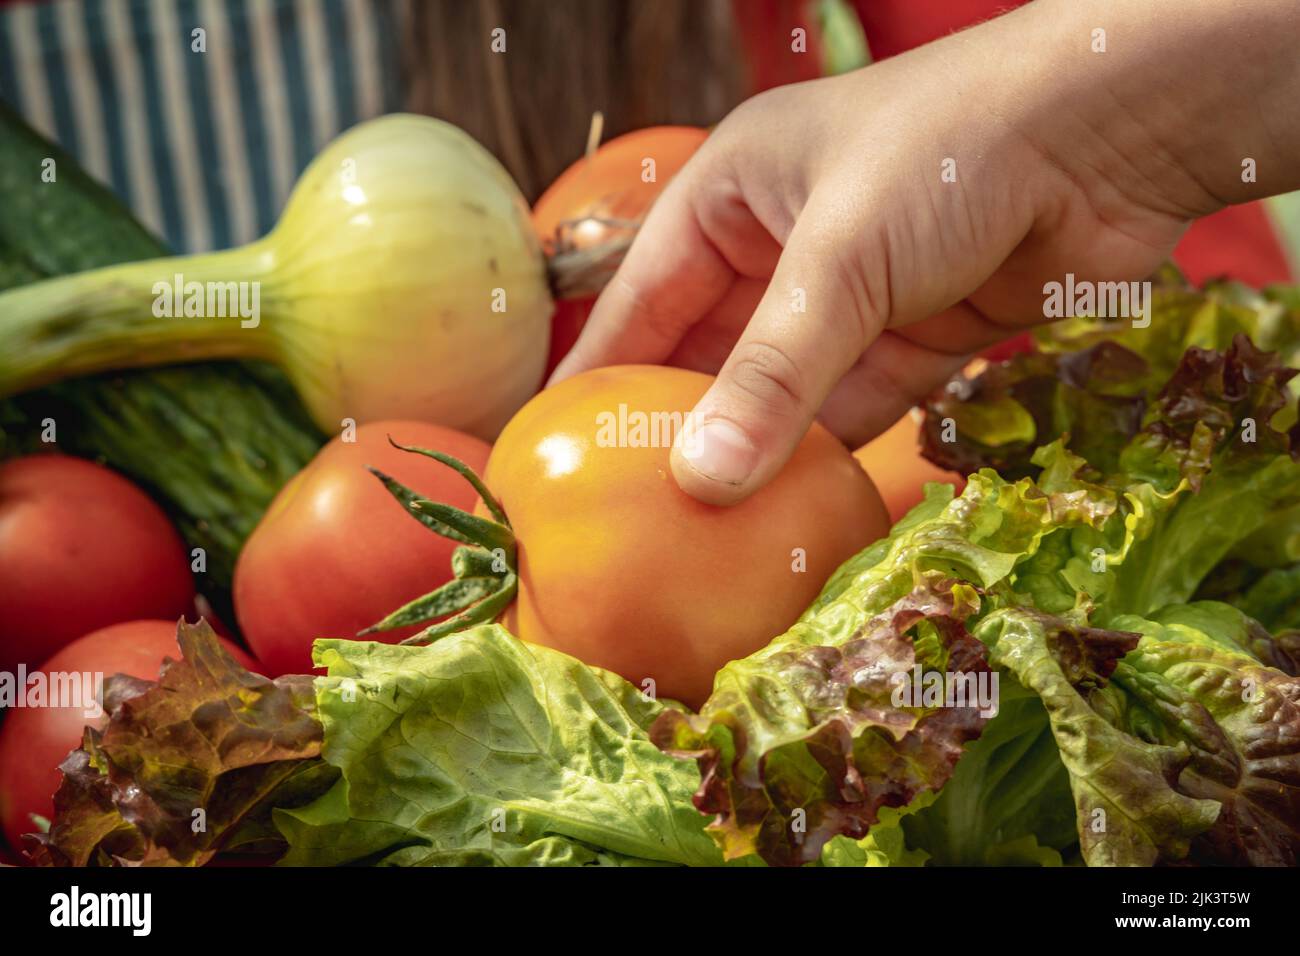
top-left (1099, 603), bottom-right (1300, 865)
top-left (650, 470), bottom-right (1119, 867)
top-left (274, 626), bottom-right (721, 867)
top-left (976, 607), bottom-right (1221, 866)
top-left (655, 573), bottom-right (991, 867)
top-left (819, 798), bottom-right (934, 867)
top-left (670, 302), bottom-right (1300, 868)
top-left (946, 335), bottom-right (1300, 622)
top-left (922, 343), bottom-right (1151, 479)
top-left (1036, 270), bottom-right (1300, 376)
top-left (1227, 504), bottom-right (1300, 569)
top-left (909, 313), bottom-right (1300, 866)
top-left (1233, 564), bottom-right (1300, 639)
top-left (923, 273), bottom-right (1300, 485)
top-left (1127, 601), bottom-right (1298, 672)
top-left (900, 676), bottom-right (1075, 865)
top-left (1095, 336), bottom-right (1300, 617)
top-left (968, 598), bottom-right (1300, 866)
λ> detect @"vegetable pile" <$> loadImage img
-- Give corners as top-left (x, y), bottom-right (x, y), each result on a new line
top-left (0, 103), bottom-right (323, 593)
top-left (2, 108), bottom-right (1299, 869)
top-left (13, 274), bottom-right (1300, 868)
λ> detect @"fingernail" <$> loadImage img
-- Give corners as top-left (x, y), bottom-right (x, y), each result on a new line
top-left (678, 418), bottom-right (758, 486)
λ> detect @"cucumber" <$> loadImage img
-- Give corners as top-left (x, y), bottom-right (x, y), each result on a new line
top-left (0, 103), bottom-right (323, 594)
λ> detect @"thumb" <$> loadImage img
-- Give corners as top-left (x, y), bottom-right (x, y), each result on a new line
top-left (671, 204), bottom-right (880, 505)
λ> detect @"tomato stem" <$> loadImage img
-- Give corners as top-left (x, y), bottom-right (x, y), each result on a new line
top-left (584, 111), bottom-right (604, 161)
top-left (384, 437), bottom-right (511, 526)
top-left (398, 574), bottom-right (518, 645)
top-left (360, 448), bottom-right (518, 646)
top-left (545, 228), bottom-right (637, 299)
top-left (358, 574), bottom-right (500, 636)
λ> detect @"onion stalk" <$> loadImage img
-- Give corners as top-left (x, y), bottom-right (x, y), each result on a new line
top-left (0, 114), bottom-right (553, 440)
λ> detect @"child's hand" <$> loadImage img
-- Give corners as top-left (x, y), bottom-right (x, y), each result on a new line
top-left (552, 0), bottom-right (1299, 504)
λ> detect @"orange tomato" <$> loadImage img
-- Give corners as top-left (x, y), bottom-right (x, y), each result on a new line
top-left (482, 365), bottom-right (890, 708)
top-left (532, 126), bottom-right (709, 249)
top-left (532, 126), bottom-right (708, 376)
top-left (853, 410), bottom-right (966, 524)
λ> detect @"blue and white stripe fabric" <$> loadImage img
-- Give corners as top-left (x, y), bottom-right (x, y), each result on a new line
top-left (0, 0), bottom-right (408, 252)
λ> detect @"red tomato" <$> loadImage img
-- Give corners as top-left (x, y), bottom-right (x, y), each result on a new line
top-left (545, 300), bottom-right (595, 381)
top-left (854, 411), bottom-right (966, 524)
top-left (482, 365), bottom-right (891, 708)
top-left (0, 456), bottom-right (194, 676)
top-left (533, 126), bottom-right (708, 376)
top-left (0, 619), bottom-right (256, 853)
top-left (234, 421), bottom-right (490, 676)
top-left (981, 332), bottom-right (1035, 362)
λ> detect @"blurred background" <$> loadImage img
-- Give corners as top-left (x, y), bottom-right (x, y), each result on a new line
top-left (1, 0), bottom-right (1297, 275)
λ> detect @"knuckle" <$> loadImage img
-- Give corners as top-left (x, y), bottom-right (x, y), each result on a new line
top-left (834, 262), bottom-right (885, 348)
top-left (725, 340), bottom-right (808, 419)
top-left (803, 183), bottom-right (893, 340)
top-left (611, 274), bottom-right (687, 344)
top-left (714, 87), bottom-right (792, 154)
top-left (826, 221), bottom-right (891, 342)
top-left (722, 88), bottom-right (776, 129)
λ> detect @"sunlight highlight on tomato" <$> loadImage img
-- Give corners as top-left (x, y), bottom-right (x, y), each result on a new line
top-left (481, 365), bottom-right (890, 707)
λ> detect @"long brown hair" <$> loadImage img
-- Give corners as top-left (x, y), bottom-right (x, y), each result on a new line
top-left (404, 0), bottom-right (748, 201)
